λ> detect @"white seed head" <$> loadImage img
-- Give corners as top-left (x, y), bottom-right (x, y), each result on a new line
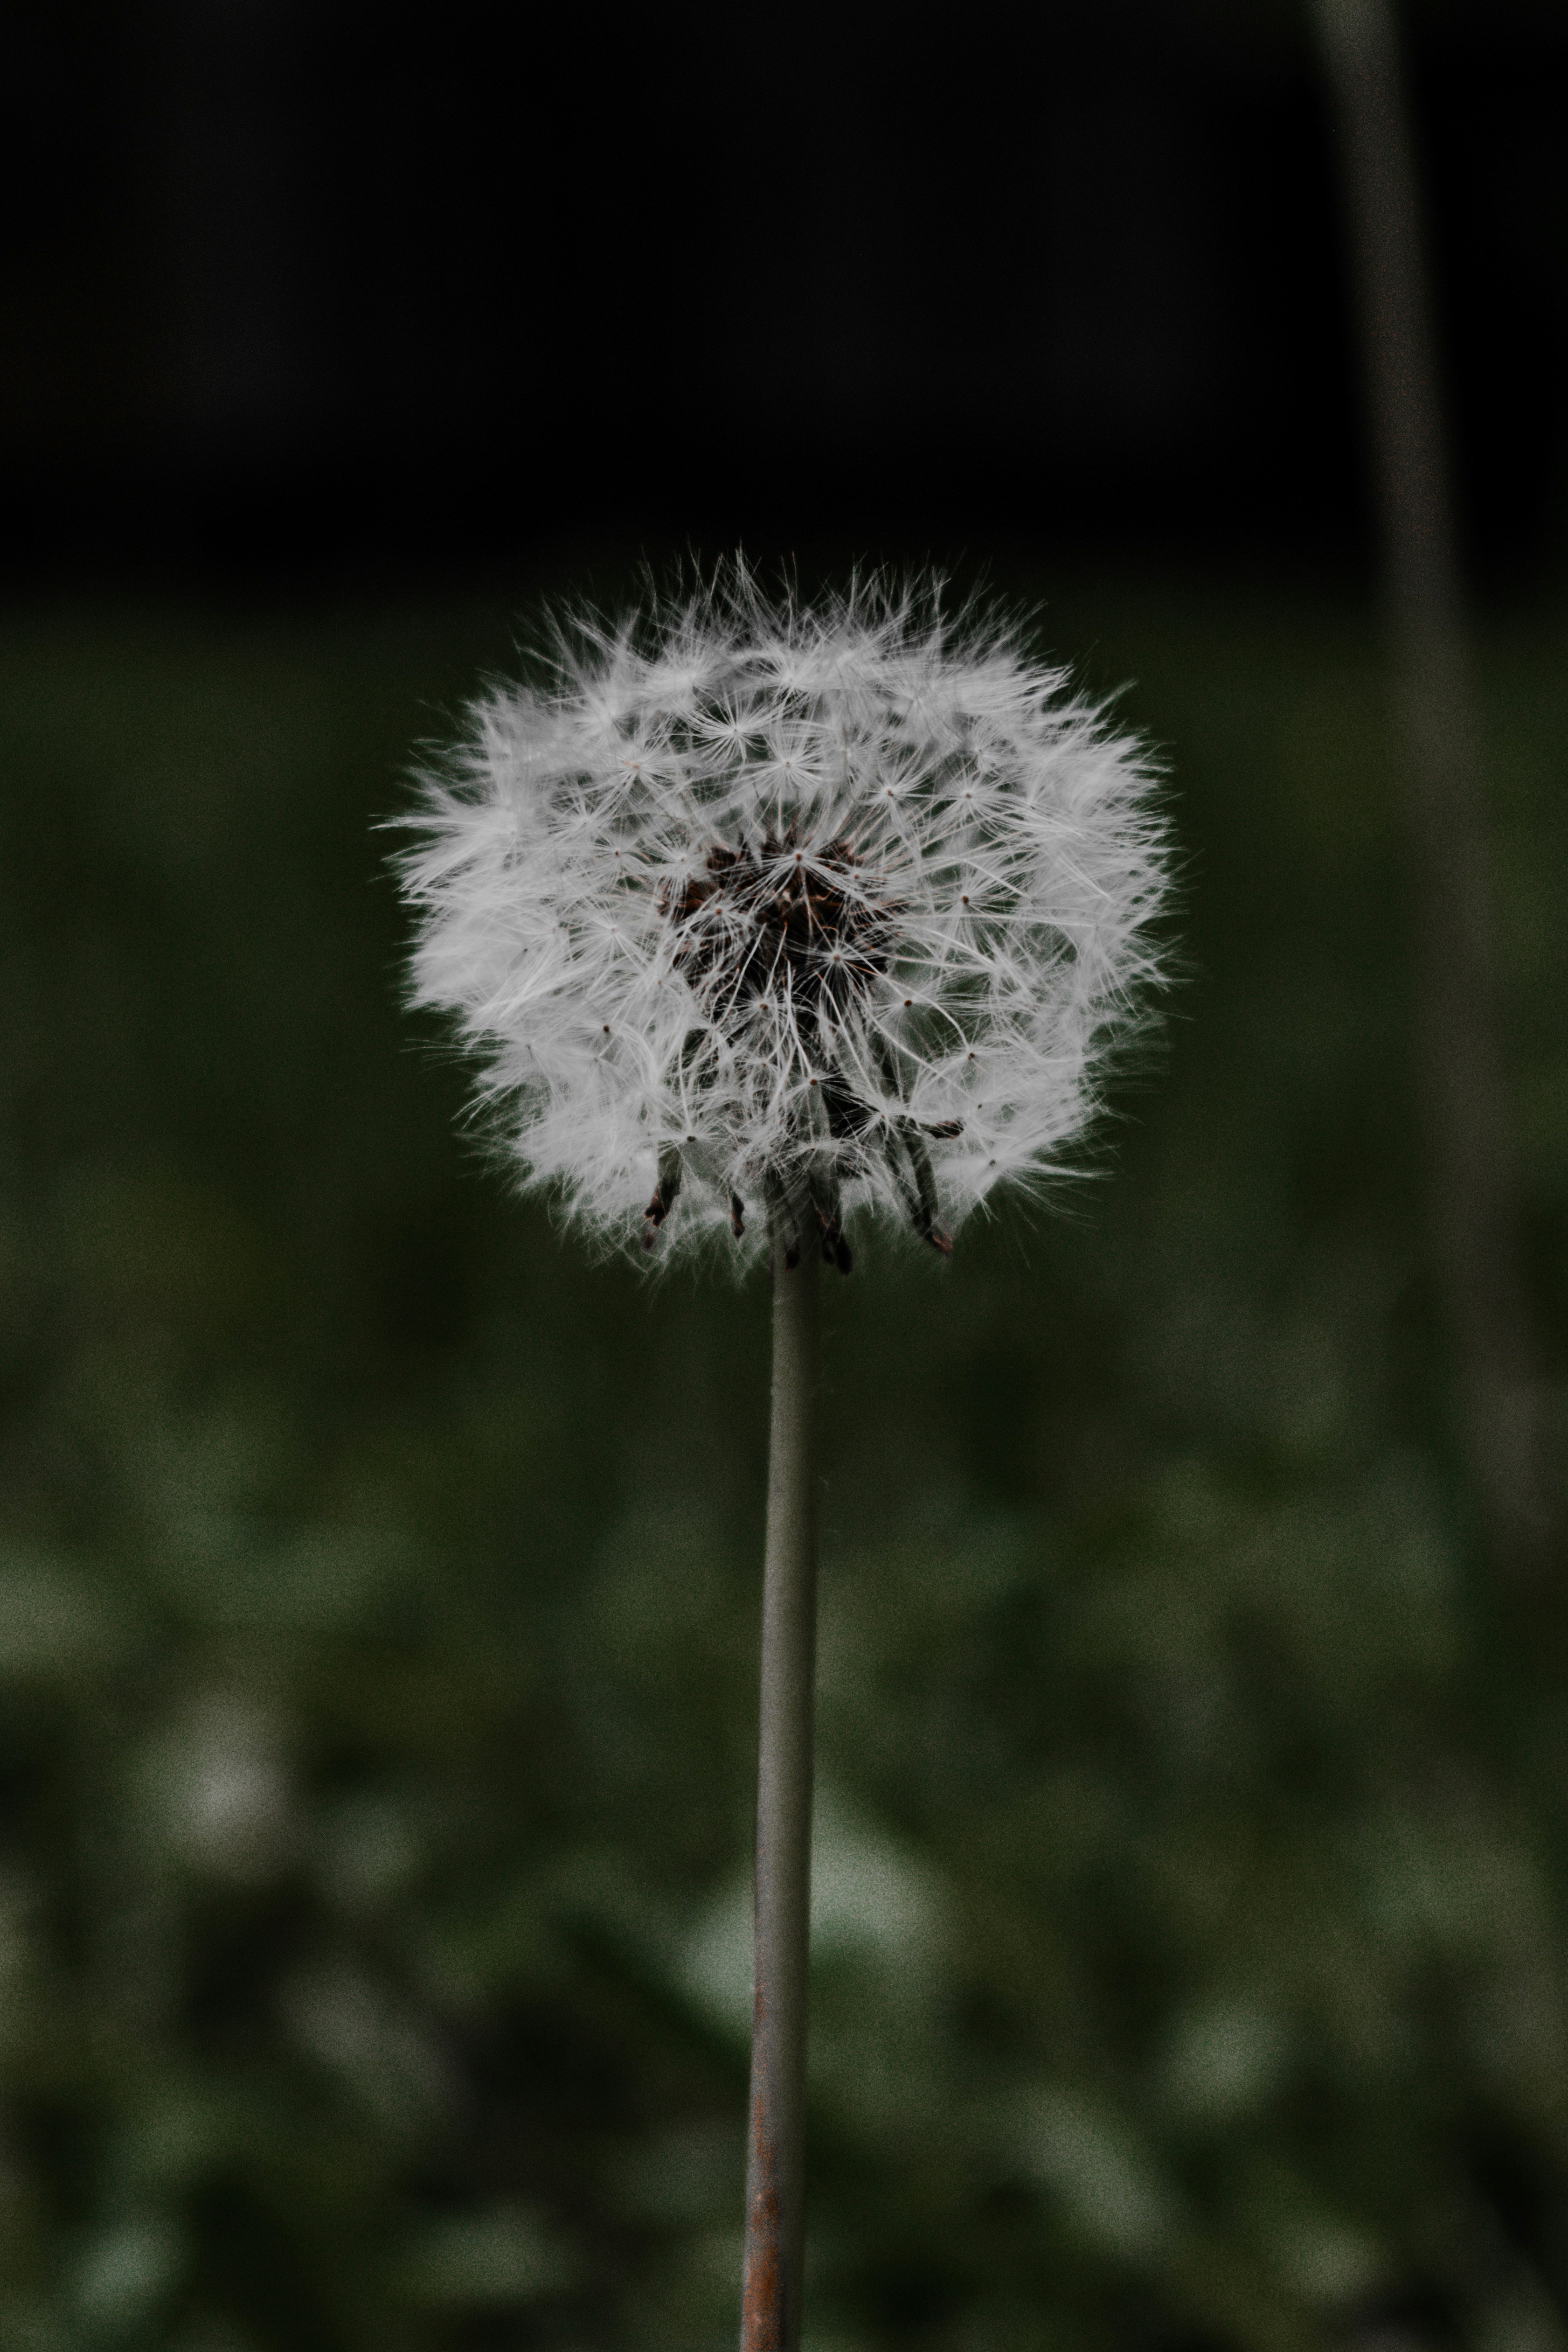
top-left (393, 569), bottom-right (1171, 1269)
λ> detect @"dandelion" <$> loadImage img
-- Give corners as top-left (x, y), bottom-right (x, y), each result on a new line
top-left (392, 567), bottom-right (1170, 2352)
top-left (398, 571), bottom-right (1166, 1273)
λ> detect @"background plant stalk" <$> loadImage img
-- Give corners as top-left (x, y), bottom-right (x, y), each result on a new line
top-left (740, 1243), bottom-right (819, 2352)
top-left (1316, 0), bottom-right (1550, 1583)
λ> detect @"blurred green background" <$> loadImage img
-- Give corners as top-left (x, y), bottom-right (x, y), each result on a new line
top-left (2, 572), bottom-right (1566, 2352)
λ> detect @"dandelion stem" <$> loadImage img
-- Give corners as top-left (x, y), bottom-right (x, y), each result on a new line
top-left (740, 1243), bottom-right (819, 2352)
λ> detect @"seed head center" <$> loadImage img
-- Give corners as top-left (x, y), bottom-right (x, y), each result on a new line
top-left (662, 832), bottom-right (897, 1028)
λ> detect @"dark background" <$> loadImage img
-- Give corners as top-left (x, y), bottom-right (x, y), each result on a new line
top-left (4, 5), bottom-right (1568, 2351)
top-left (6, 0), bottom-right (1567, 590)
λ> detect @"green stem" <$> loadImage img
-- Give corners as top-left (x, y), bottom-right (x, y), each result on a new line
top-left (739, 1243), bottom-right (819, 2352)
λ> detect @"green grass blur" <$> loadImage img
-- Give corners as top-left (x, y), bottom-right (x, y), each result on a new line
top-left (1, 577), bottom-right (1565, 2352)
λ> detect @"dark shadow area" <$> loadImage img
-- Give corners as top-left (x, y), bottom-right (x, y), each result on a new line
top-left (4, 1), bottom-right (1565, 596)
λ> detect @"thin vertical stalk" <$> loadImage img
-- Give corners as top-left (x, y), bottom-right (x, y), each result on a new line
top-left (1316, 0), bottom-right (1548, 1580)
top-left (740, 1244), bottom-right (819, 2352)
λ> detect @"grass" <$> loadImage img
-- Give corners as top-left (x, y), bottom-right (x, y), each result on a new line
top-left (0, 572), bottom-right (1563, 2351)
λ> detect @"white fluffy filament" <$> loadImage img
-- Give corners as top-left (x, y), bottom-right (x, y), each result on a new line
top-left (394, 570), bottom-right (1171, 1267)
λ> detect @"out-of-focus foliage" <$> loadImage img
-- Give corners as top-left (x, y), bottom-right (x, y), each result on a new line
top-left (0, 582), bottom-right (1564, 2352)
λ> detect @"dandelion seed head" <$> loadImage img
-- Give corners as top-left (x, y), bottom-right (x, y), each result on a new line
top-left (393, 566), bottom-right (1171, 1267)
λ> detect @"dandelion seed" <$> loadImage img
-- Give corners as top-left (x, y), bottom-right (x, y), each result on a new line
top-left (394, 569), bottom-right (1168, 1268)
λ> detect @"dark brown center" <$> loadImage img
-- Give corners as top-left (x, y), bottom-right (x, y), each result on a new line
top-left (661, 832), bottom-right (897, 1030)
